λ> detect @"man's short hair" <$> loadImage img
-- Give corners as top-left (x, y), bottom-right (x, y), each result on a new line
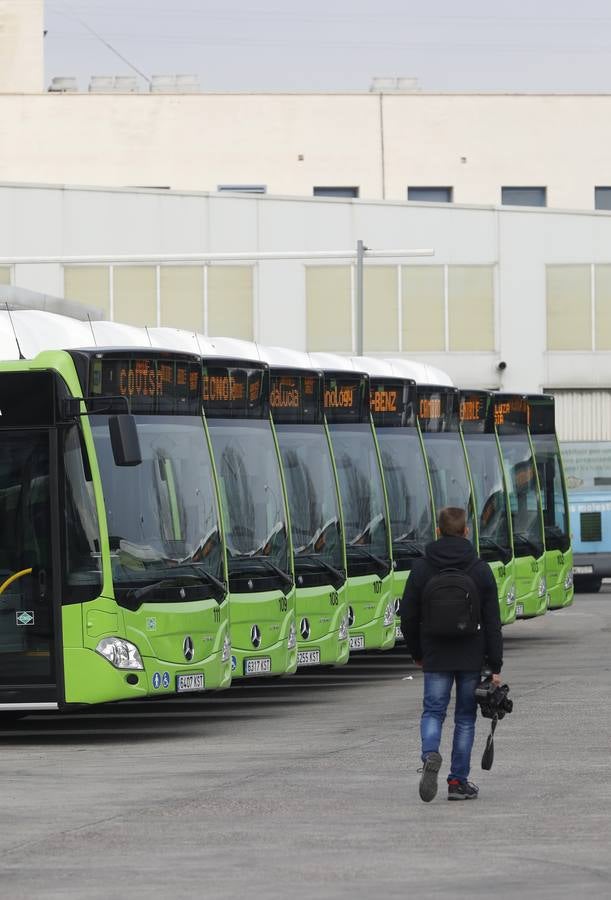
top-left (438, 507), bottom-right (467, 537)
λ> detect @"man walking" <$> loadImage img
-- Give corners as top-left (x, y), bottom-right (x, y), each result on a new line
top-left (400, 506), bottom-right (503, 802)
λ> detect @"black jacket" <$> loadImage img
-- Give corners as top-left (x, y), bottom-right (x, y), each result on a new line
top-left (399, 535), bottom-right (503, 673)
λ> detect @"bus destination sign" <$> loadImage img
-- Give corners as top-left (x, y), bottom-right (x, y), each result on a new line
top-left (322, 374), bottom-right (368, 423)
top-left (89, 355), bottom-right (201, 415)
top-left (269, 372), bottom-right (321, 424)
top-left (493, 395), bottom-right (529, 431)
top-left (459, 391), bottom-right (493, 434)
top-left (417, 388), bottom-right (459, 433)
top-left (369, 379), bottom-right (413, 427)
top-left (201, 364), bottom-right (267, 419)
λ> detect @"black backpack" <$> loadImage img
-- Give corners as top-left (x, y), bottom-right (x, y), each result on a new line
top-left (421, 560), bottom-right (481, 638)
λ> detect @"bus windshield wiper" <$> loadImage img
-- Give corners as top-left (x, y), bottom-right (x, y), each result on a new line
top-left (171, 563), bottom-right (227, 601)
top-left (513, 532), bottom-right (542, 557)
top-left (478, 536), bottom-right (512, 558)
top-left (124, 575), bottom-right (204, 606)
top-left (295, 554), bottom-right (346, 585)
top-left (347, 544), bottom-right (391, 573)
top-left (234, 555), bottom-right (294, 591)
top-left (393, 538), bottom-right (425, 556)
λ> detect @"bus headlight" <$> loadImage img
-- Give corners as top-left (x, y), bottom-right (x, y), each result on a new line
top-left (287, 619), bottom-right (297, 650)
top-left (538, 576), bottom-right (547, 598)
top-left (564, 570), bottom-right (574, 591)
top-left (221, 633), bottom-right (231, 662)
top-left (506, 583), bottom-right (516, 606)
top-left (338, 614), bottom-right (349, 641)
top-left (383, 602), bottom-right (395, 627)
top-left (96, 637), bottom-right (144, 670)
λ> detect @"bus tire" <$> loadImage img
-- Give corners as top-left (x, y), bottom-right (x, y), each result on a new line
top-left (574, 576), bottom-right (602, 594)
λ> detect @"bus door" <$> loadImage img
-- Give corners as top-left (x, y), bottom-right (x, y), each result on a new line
top-left (460, 390), bottom-right (516, 624)
top-left (0, 372), bottom-right (60, 711)
top-left (528, 395), bottom-right (573, 609)
top-left (369, 378), bottom-right (436, 640)
top-left (495, 395), bottom-right (547, 619)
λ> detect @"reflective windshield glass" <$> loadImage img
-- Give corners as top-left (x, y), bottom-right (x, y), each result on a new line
top-left (329, 423), bottom-right (389, 576)
top-left (422, 433), bottom-right (475, 542)
top-left (377, 428), bottom-right (434, 568)
top-left (532, 435), bottom-right (570, 551)
top-left (499, 434), bottom-right (544, 558)
top-left (275, 424), bottom-right (343, 578)
top-left (63, 426), bottom-right (102, 601)
top-left (463, 434), bottom-right (511, 562)
top-left (91, 416), bottom-right (223, 596)
top-left (207, 419), bottom-right (290, 579)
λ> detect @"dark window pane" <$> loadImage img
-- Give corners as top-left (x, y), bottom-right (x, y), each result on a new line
top-left (501, 187), bottom-right (546, 207)
top-left (217, 185), bottom-right (267, 193)
top-left (313, 186), bottom-right (359, 198)
top-left (595, 187), bottom-right (611, 210)
top-left (407, 187), bottom-right (452, 203)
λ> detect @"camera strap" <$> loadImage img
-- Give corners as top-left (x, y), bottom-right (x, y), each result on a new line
top-left (481, 714), bottom-right (498, 771)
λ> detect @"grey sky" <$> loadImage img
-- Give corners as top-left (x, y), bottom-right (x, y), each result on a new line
top-left (44, 0), bottom-right (611, 93)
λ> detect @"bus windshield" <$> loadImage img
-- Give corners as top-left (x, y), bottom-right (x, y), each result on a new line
top-left (422, 432), bottom-right (475, 542)
top-left (531, 434), bottom-right (570, 551)
top-left (91, 415), bottom-right (224, 598)
top-left (207, 419), bottom-right (290, 581)
top-left (498, 433), bottom-right (544, 559)
top-left (376, 428), bottom-right (434, 569)
top-left (329, 423), bottom-right (390, 577)
top-left (463, 433), bottom-right (512, 562)
top-left (275, 423), bottom-right (344, 581)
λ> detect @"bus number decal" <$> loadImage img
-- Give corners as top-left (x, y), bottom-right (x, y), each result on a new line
top-left (329, 591), bottom-right (339, 606)
top-left (373, 581), bottom-right (382, 594)
top-left (278, 596), bottom-right (288, 612)
top-left (213, 607), bottom-right (221, 623)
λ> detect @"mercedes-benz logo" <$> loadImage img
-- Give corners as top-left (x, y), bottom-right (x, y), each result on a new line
top-left (300, 617), bottom-right (310, 640)
top-left (251, 624), bottom-right (261, 649)
top-left (183, 635), bottom-right (194, 661)
top-left (348, 605), bottom-right (355, 627)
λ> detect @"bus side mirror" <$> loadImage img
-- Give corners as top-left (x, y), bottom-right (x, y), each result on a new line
top-left (109, 415), bottom-right (142, 467)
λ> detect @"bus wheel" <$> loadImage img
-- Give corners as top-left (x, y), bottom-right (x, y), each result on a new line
top-left (575, 577), bottom-right (602, 594)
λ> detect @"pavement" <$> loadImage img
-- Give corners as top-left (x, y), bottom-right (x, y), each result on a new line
top-left (1, 591), bottom-right (610, 900)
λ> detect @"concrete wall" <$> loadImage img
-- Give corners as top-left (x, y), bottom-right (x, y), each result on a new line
top-left (2, 182), bottom-right (611, 400)
top-left (0, 0), bottom-right (43, 93)
top-left (1, 90), bottom-right (611, 208)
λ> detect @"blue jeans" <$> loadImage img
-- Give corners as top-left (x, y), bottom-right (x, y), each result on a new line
top-left (421, 671), bottom-right (480, 782)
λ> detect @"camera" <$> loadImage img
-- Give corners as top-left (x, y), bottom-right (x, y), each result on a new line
top-left (475, 678), bottom-right (514, 720)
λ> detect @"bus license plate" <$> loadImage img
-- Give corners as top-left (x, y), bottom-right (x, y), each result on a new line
top-left (350, 635), bottom-right (365, 650)
top-left (244, 657), bottom-right (272, 675)
top-left (573, 565), bottom-right (593, 574)
top-left (176, 673), bottom-right (204, 692)
top-left (515, 604), bottom-right (524, 617)
top-left (395, 625), bottom-right (403, 639)
top-left (297, 649), bottom-right (320, 666)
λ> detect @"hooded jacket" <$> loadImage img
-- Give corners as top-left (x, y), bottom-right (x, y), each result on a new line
top-left (399, 535), bottom-right (503, 673)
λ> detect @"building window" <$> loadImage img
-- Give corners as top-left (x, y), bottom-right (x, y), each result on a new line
top-left (64, 266), bottom-right (110, 318)
top-left (306, 266), bottom-right (352, 352)
top-left (407, 187), bottom-right (453, 203)
top-left (0, 266), bottom-right (12, 286)
top-left (113, 266), bottom-right (157, 327)
top-left (207, 266), bottom-right (254, 340)
top-left (363, 267), bottom-right (399, 352)
top-left (546, 265), bottom-right (591, 350)
top-left (595, 187), bottom-right (611, 210)
top-left (501, 187), bottom-right (547, 207)
top-left (217, 185), bottom-right (267, 194)
top-left (160, 266), bottom-right (204, 330)
top-left (313, 186), bottom-right (359, 198)
top-left (402, 266), bottom-right (445, 351)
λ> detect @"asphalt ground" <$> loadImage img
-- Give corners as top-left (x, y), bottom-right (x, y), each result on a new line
top-left (1, 592), bottom-right (610, 900)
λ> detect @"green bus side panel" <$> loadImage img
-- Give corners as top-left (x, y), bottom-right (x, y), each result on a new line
top-left (514, 554), bottom-right (547, 618)
top-left (393, 569), bottom-right (409, 641)
top-left (295, 582), bottom-right (349, 667)
top-left (347, 572), bottom-right (395, 651)
top-left (546, 547), bottom-right (575, 609)
top-left (488, 559), bottom-right (517, 626)
top-left (229, 587), bottom-right (298, 678)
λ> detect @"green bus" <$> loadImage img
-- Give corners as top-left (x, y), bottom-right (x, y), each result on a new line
top-left (459, 390), bottom-right (517, 625)
top-left (527, 394), bottom-right (574, 610)
top-left (367, 374), bottom-right (436, 640)
top-left (316, 366), bottom-right (395, 652)
top-left (201, 358), bottom-right (298, 677)
top-left (268, 366), bottom-right (350, 667)
top-left (494, 394), bottom-right (547, 619)
top-left (416, 385), bottom-right (477, 549)
top-left (0, 349), bottom-right (232, 714)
